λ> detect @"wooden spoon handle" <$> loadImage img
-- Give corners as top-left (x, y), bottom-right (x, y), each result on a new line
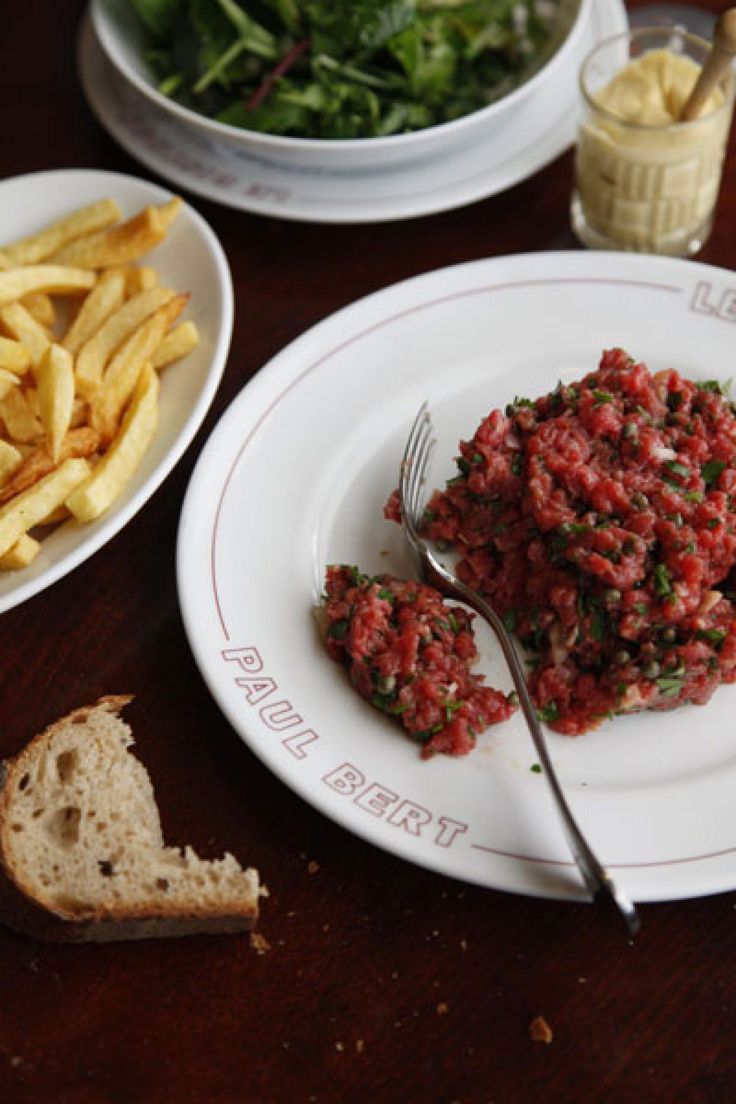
top-left (680, 8), bottom-right (736, 121)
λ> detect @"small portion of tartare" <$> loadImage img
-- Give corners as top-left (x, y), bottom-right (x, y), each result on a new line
top-left (321, 565), bottom-right (517, 757)
top-left (389, 348), bottom-right (736, 734)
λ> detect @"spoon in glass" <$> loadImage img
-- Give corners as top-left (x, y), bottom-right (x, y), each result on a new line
top-left (680, 8), bottom-right (736, 120)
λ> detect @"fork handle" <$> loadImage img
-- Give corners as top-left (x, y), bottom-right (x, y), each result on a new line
top-left (424, 549), bottom-right (640, 934)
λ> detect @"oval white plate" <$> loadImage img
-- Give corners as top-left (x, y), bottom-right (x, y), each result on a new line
top-left (177, 250), bottom-right (736, 905)
top-left (0, 169), bottom-right (233, 614)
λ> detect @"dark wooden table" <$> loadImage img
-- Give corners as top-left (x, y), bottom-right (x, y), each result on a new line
top-left (1, 3), bottom-right (735, 1102)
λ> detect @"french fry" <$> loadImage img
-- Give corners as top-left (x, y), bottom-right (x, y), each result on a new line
top-left (0, 265), bottom-right (94, 306)
top-left (0, 370), bottom-right (20, 404)
top-left (0, 427), bottom-right (99, 506)
top-left (67, 365), bottom-right (158, 523)
top-left (61, 267), bottom-right (127, 355)
top-left (90, 293), bottom-right (187, 442)
top-left (24, 387), bottom-right (40, 418)
top-left (38, 504), bottom-right (70, 527)
top-left (1, 199), bottom-right (122, 265)
top-left (0, 388), bottom-right (43, 443)
top-left (21, 292), bottom-right (56, 329)
top-left (0, 533), bottom-right (40, 570)
top-left (48, 198), bottom-right (182, 269)
top-left (151, 320), bottom-right (200, 369)
top-left (0, 302), bottom-right (51, 369)
top-left (37, 344), bottom-right (74, 463)
top-left (125, 265), bottom-right (158, 295)
top-left (74, 286), bottom-right (174, 399)
top-left (69, 396), bottom-right (88, 429)
top-left (0, 336), bottom-right (32, 376)
top-left (0, 193), bottom-right (199, 575)
top-left (0, 457), bottom-right (90, 556)
top-left (0, 440), bottom-right (22, 485)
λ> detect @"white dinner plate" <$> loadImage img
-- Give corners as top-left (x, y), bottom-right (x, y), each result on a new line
top-left (177, 250), bottom-right (736, 905)
top-left (0, 169), bottom-right (233, 614)
top-left (78, 0), bottom-right (627, 224)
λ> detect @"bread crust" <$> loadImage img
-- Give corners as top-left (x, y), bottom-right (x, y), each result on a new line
top-left (0, 697), bottom-right (259, 942)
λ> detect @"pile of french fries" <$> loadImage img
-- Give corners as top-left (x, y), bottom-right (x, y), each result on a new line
top-left (0, 195), bottom-right (200, 572)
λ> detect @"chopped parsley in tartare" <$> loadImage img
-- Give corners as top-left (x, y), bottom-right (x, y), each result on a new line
top-left (321, 565), bottom-right (517, 757)
top-left (386, 348), bottom-right (736, 734)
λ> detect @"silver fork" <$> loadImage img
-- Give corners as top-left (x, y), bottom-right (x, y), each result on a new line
top-left (399, 403), bottom-right (641, 936)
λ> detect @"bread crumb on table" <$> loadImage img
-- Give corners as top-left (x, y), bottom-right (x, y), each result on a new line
top-left (307, 860), bottom-right (320, 874)
top-left (529, 1016), bottom-right (554, 1044)
top-left (250, 931), bottom-right (271, 955)
top-left (436, 1002), bottom-right (449, 1015)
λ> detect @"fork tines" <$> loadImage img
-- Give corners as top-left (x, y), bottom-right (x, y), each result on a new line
top-left (400, 402), bottom-right (435, 538)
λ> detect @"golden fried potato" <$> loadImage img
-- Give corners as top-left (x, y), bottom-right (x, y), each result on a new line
top-left (0, 265), bottom-right (95, 305)
top-left (69, 396), bottom-right (88, 429)
top-left (0, 456), bottom-right (90, 557)
top-left (0, 336), bottom-right (32, 376)
top-left (124, 265), bottom-right (158, 295)
top-left (0, 439), bottom-right (22, 486)
top-left (21, 291), bottom-right (56, 329)
top-left (48, 198), bottom-right (182, 269)
top-left (74, 285), bottom-right (174, 400)
top-left (0, 192), bottom-right (199, 574)
top-left (0, 427), bottom-right (99, 505)
top-left (0, 302), bottom-right (51, 369)
top-left (90, 293), bottom-right (186, 442)
top-left (37, 344), bottom-right (75, 462)
top-left (0, 368), bottom-right (21, 403)
top-left (0, 388), bottom-right (43, 443)
top-left (151, 320), bottom-right (200, 369)
top-left (38, 504), bottom-right (70, 526)
top-left (61, 267), bottom-right (128, 355)
top-left (0, 533), bottom-right (41, 570)
top-left (0, 264), bottom-right (96, 304)
top-left (1, 199), bottom-right (122, 265)
top-left (67, 365), bottom-right (158, 522)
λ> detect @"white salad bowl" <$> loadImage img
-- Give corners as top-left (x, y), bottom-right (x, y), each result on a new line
top-left (90, 0), bottom-right (590, 172)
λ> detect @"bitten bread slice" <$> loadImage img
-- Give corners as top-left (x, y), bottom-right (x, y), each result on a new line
top-left (0, 696), bottom-right (261, 942)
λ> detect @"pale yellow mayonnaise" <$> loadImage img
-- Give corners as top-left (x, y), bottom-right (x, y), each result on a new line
top-left (575, 48), bottom-right (733, 253)
top-left (594, 49), bottom-right (722, 124)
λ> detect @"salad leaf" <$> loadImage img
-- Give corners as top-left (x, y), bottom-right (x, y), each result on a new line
top-left (390, 24), bottom-right (457, 102)
top-left (131, 0), bottom-right (186, 42)
top-left (128, 0), bottom-right (557, 139)
top-left (305, 0), bottom-right (417, 54)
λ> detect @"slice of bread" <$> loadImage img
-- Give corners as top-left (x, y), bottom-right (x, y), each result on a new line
top-left (0, 696), bottom-right (261, 942)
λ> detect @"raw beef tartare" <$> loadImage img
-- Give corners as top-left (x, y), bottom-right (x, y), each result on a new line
top-left (389, 348), bottom-right (736, 735)
top-left (321, 565), bottom-right (517, 757)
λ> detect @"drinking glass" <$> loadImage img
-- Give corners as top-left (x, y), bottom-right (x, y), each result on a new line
top-left (571, 27), bottom-right (735, 256)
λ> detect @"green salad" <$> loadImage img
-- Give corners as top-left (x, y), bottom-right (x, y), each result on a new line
top-left (128, 0), bottom-right (559, 139)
